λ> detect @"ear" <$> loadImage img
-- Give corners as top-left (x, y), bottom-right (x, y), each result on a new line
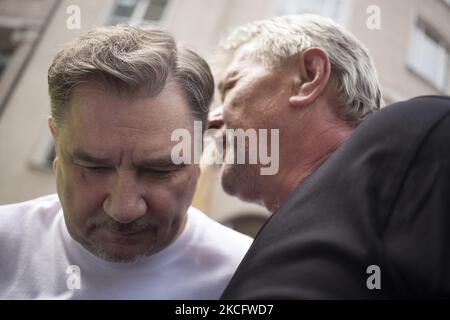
top-left (47, 116), bottom-right (58, 172)
top-left (289, 47), bottom-right (331, 107)
top-left (52, 157), bottom-right (58, 171)
top-left (48, 116), bottom-right (59, 171)
top-left (48, 116), bottom-right (57, 138)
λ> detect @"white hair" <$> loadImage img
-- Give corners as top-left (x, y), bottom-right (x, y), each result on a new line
top-left (219, 14), bottom-right (382, 124)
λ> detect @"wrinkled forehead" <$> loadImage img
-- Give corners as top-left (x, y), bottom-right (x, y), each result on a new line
top-left (218, 42), bottom-right (262, 84)
top-left (65, 79), bottom-right (193, 134)
top-left (59, 81), bottom-right (195, 162)
top-left (219, 40), bottom-right (290, 84)
top-left (223, 42), bottom-right (258, 68)
top-left (70, 74), bottom-right (168, 103)
top-left (56, 75), bottom-right (177, 129)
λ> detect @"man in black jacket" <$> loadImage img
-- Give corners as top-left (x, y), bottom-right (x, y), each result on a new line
top-left (210, 14), bottom-right (450, 298)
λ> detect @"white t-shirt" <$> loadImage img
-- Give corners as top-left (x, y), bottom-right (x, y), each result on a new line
top-left (0, 194), bottom-right (252, 299)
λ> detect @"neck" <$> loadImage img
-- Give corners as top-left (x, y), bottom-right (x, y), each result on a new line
top-left (261, 111), bottom-right (356, 213)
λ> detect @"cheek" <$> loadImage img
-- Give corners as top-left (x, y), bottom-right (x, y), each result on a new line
top-left (225, 91), bottom-right (264, 129)
top-left (146, 168), bottom-right (199, 219)
top-left (223, 105), bottom-right (245, 131)
top-left (56, 161), bottom-right (105, 228)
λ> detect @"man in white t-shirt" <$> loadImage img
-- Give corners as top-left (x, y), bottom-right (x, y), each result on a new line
top-left (0, 25), bottom-right (252, 299)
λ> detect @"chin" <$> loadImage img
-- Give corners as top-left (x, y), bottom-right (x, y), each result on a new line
top-left (94, 246), bottom-right (153, 263)
top-left (87, 240), bottom-right (158, 263)
top-left (221, 164), bottom-right (238, 194)
top-left (102, 253), bottom-right (147, 263)
top-left (221, 164), bottom-right (258, 203)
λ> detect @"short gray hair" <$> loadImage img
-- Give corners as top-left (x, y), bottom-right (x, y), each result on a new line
top-left (48, 25), bottom-right (214, 130)
top-left (219, 14), bottom-right (382, 124)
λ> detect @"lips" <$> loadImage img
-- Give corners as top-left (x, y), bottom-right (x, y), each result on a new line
top-left (103, 228), bottom-right (145, 238)
top-left (100, 224), bottom-right (153, 238)
top-left (108, 228), bottom-right (143, 235)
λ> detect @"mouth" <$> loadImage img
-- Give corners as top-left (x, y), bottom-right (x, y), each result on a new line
top-left (107, 229), bottom-right (143, 236)
top-left (101, 227), bottom-right (150, 239)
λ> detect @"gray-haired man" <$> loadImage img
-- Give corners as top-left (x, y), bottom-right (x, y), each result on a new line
top-left (210, 15), bottom-right (450, 299)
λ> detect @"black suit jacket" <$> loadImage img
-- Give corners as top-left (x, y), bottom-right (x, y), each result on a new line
top-left (221, 96), bottom-right (450, 299)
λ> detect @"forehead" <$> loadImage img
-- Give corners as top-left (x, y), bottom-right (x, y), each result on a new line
top-left (219, 42), bottom-right (277, 85)
top-left (68, 80), bottom-right (191, 127)
top-left (59, 81), bottom-right (193, 157)
top-left (221, 43), bottom-right (257, 77)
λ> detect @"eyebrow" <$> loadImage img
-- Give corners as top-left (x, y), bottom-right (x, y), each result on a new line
top-left (70, 151), bottom-right (181, 168)
top-left (136, 158), bottom-right (182, 168)
top-left (70, 151), bottom-right (112, 165)
top-left (217, 70), bottom-right (240, 100)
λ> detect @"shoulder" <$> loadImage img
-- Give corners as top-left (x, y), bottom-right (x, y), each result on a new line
top-left (322, 95), bottom-right (450, 217)
top-left (0, 194), bottom-right (61, 235)
top-left (355, 95), bottom-right (450, 144)
top-left (0, 193), bottom-right (60, 216)
top-left (186, 206), bottom-right (253, 261)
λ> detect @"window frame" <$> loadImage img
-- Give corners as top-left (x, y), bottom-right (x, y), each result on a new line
top-left (108, 0), bottom-right (169, 26)
top-left (275, 0), bottom-right (347, 24)
top-left (407, 20), bottom-right (450, 94)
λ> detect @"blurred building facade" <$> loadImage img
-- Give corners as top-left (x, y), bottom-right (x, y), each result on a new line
top-left (0, 0), bottom-right (449, 237)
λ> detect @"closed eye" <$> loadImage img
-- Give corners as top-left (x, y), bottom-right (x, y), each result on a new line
top-left (220, 79), bottom-right (238, 102)
top-left (83, 165), bottom-right (110, 173)
top-left (74, 162), bottom-right (111, 173)
top-left (223, 82), bottom-right (234, 94)
top-left (140, 166), bottom-right (182, 178)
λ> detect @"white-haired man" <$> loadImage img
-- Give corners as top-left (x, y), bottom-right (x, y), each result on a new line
top-left (0, 25), bottom-right (252, 299)
top-left (210, 15), bottom-right (450, 299)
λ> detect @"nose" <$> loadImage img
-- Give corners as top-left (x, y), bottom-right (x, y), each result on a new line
top-left (208, 106), bottom-right (224, 130)
top-left (103, 170), bottom-right (147, 224)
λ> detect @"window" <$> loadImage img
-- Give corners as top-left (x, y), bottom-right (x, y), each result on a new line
top-left (275, 0), bottom-right (345, 23)
top-left (108, 0), bottom-right (168, 26)
top-left (0, 28), bottom-right (16, 78)
top-left (0, 51), bottom-right (13, 77)
top-left (407, 23), bottom-right (450, 93)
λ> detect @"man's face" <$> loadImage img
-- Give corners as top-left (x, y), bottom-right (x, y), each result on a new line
top-left (51, 81), bottom-right (200, 263)
top-left (217, 44), bottom-right (295, 203)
